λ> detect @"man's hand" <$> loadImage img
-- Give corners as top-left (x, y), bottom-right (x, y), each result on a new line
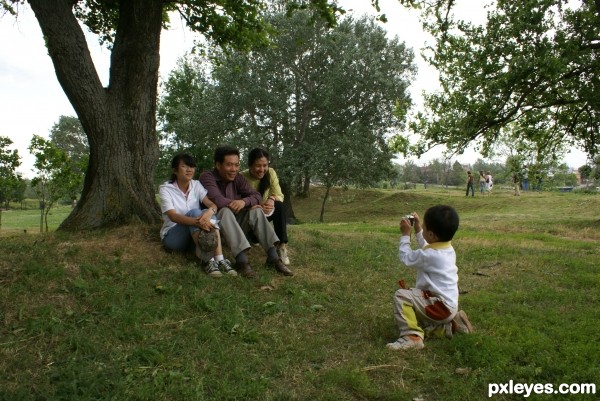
top-left (228, 199), bottom-right (246, 214)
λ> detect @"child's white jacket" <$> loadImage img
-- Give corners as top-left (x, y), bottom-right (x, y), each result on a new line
top-left (398, 230), bottom-right (459, 309)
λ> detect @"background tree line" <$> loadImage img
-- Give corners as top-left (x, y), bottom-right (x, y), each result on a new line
top-left (381, 159), bottom-right (582, 190)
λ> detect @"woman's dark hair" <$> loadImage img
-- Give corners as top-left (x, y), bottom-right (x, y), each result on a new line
top-left (169, 153), bottom-right (196, 183)
top-left (423, 205), bottom-right (459, 242)
top-left (248, 147), bottom-right (271, 196)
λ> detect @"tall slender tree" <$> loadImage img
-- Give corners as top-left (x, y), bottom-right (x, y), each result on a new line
top-left (29, 135), bottom-right (84, 232)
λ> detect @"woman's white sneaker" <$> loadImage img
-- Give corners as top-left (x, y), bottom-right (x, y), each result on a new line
top-left (277, 243), bottom-right (290, 265)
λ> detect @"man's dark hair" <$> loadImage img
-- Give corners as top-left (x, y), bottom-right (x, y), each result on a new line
top-left (214, 145), bottom-right (240, 164)
top-left (423, 205), bottom-right (459, 242)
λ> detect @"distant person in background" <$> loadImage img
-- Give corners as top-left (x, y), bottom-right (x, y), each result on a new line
top-left (159, 153), bottom-right (236, 277)
top-left (521, 165), bottom-right (529, 191)
top-left (512, 172), bottom-right (521, 196)
top-left (485, 171), bottom-right (493, 195)
top-left (465, 171), bottom-right (475, 197)
top-left (241, 148), bottom-right (291, 265)
top-left (535, 172), bottom-right (543, 191)
top-left (479, 170), bottom-right (486, 195)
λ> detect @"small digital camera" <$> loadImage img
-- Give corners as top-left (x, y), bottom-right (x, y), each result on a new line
top-left (403, 214), bottom-right (415, 225)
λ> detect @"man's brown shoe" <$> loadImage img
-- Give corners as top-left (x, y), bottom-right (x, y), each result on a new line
top-left (267, 258), bottom-right (294, 276)
top-left (235, 262), bottom-right (257, 278)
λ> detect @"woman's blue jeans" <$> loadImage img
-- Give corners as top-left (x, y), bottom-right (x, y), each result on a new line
top-left (162, 209), bottom-right (203, 252)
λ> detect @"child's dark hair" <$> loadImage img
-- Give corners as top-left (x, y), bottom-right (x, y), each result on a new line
top-left (169, 153), bottom-right (196, 183)
top-left (423, 205), bottom-right (459, 242)
top-left (247, 147), bottom-right (271, 196)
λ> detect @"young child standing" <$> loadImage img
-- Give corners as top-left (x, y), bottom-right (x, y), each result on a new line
top-left (387, 205), bottom-right (473, 351)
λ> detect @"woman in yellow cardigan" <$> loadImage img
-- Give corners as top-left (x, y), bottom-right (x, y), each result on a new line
top-left (241, 148), bottom-right (290, 265)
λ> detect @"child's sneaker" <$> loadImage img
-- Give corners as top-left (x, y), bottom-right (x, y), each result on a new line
top-left (452, 310), bottom-right (474, 334)
top-left (386, 335), bottom-right (424, 351)
top-left (203, 259), bottom-right (222, 277)
top-left (218, 259), bottom-right (238, 276)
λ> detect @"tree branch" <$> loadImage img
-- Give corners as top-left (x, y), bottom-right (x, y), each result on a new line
top-left (29, 0), bottom-right (106, 116)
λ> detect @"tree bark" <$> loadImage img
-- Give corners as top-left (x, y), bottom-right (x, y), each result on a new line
top-left (319, 184), bottom-right (330, 223)
top-left (302, 171), bottom-right (311, 196)
top-left (29, 0), bottom-right (162, 230)
top-left (280, 181), bottom-right (296, 224)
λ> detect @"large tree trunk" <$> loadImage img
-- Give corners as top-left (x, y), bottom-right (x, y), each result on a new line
top-left (29, 0), bottom-right (162, 230)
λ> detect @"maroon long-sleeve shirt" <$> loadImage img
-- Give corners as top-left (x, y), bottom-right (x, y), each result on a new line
top-left (199, 169), bottom-right (262, 210)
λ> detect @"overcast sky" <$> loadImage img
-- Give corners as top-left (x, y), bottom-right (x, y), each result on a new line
top-left (0, 0), bottom-right (588, 178)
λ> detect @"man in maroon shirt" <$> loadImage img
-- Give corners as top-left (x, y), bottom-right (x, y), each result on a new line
top-left (200, 145), bottom-right (293, 278)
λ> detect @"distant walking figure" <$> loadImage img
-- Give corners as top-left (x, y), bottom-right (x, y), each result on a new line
top-left (466, 171), bottom-right (475, 197)
top-left (521, 165), bottom-right (529, 191)
top-left (485, 171), bottom-right (493, 195)
top-left (479, 171), bottom-right (486, 195)
top-left (512, 172), bottom-right (521, 196)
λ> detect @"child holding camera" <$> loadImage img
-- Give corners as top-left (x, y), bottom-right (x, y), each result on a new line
top-left (387, 205), bottom-right (473, 351)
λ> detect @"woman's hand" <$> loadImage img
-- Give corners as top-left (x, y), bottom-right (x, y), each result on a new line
top-left (196, 213), bottom-right (213, 231)
top-left (261, 198), bottom-right (275, 214)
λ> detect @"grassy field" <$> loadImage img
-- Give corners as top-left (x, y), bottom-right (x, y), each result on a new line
top-left (1, 187), bottom-right (599, 400)
top-left (0, 205), bottom-right (72, 234)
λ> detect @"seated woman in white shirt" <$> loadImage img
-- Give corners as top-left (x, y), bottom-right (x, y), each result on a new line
top-left (159, 153), bottom-right (237, 277)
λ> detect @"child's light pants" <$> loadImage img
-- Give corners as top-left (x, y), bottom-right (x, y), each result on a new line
top-left (392, 288), bottom-right (457, 339)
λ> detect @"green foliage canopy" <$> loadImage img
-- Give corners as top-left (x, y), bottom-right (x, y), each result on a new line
top-left (412, 0), bottom-right (600, 163)
top-left (0, 136), bottom-right (22, 208)
top-left (49, 115), bottom-right (89, 169)
top-left (159, 11), bottom-right (416, 199)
